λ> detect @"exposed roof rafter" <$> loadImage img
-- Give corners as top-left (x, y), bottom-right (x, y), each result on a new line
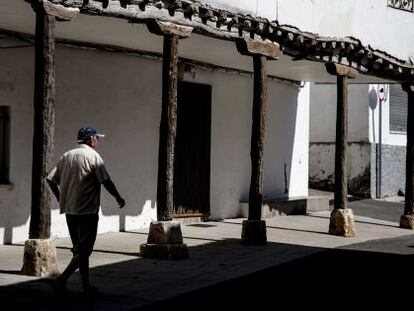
top-left (24, 0), bottom-right (414, 82)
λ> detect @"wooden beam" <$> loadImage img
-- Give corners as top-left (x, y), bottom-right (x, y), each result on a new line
top-left (236, 38), bottom-right (282, 60)
top-left (156, 34), bottom-right (179, 221)
top-left (146, 20), bottom-right (193, 38)
top-left (29, 8), bottom-right (56, 239)
top-left (402, 83), bottom-right (414, 215)
top-left (325, 62), bottom-right (358, 78)
top-left (248, 55), bottom-right (268, 220)
top-left (42, 0), bottom-right (79, 21)
top-left (372, 58), bottom-right (384, 70)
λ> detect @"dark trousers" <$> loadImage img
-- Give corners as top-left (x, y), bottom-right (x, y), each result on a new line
top-left (57, 214), bottom-right (99, 289)
top-left (66, 213), bottom-right (99, 257)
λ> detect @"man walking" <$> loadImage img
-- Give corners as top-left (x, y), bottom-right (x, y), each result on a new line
top-left (47, 126), bottom-right (125, 294)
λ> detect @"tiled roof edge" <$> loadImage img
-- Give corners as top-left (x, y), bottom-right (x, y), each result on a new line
top-left (26, 0), bottom-right (414, 82)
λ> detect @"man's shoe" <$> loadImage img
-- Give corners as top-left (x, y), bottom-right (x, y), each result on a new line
top-left (83, 285), bottom-right (99, 296)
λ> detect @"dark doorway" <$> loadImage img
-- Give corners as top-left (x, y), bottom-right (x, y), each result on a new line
top-left (173, 81), bottom-right (211, 219)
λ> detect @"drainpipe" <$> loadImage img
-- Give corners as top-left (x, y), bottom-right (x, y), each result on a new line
top-left (376, 84), bottom-right (388, 198)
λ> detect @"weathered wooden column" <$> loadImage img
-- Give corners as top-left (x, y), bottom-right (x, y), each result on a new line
top-left (325, 63), bottom-right (357, 237)
top-left (140, 21), bottom-right (192, 259)
top-left (400, 83), bottom-right (414, 229)
top-left (22, 1), bottom-right (78, 276)
top-left (236, 39), bottom-right (282, 245)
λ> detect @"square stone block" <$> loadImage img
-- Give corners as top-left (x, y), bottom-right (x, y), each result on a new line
top-left (140, 243), bottom-right (189, 260)
top-left (147, 221), bottom-right (184, 244)
top-left (21, 238), bottom-right (59, 277)
top-left (400, 214), bottom-right (414, 230)
top-left (329, 208), bottom-right (356, 237)
top-left (241, 220), bottom-right (267, 245)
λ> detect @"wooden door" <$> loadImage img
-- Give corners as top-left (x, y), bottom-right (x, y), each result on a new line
top-left (173, 81), bottom-right (211, 218)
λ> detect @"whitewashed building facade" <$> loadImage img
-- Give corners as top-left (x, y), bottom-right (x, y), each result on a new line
top-left (1, 0), bottom-right (414, 248)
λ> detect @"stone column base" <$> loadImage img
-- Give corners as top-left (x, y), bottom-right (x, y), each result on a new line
top-left (140, 243), bottom-right (188, 259)
top-left (21, 238), bottom-right (59, 277)
top-left (241, 220), bottom-right (267, 245)
top-left (329, 208), bottom-right (356, 237)
top-left (140, 221), bottom-right (188, 259)
top-left (400, 214), bottom-right (414, 229)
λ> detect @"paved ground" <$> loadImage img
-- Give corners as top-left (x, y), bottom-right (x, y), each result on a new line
top-left (0, 197), bottom-right (413, 309)
top-left (348, 197), bottom-right (405, 222)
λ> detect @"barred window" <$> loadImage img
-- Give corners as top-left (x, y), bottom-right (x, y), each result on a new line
top-left (389, 84), bottom-right (407, 133)
top-left (0, 107), bottom-right (10, 183)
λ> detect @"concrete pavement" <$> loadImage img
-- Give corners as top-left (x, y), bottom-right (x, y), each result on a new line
top-left (1, 199), bottom-right (414, 310)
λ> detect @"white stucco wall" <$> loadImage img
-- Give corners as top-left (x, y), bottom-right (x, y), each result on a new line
top-left (202, 0), bottom-right (414, 61)
top-left (309, 82), bottom-right (371, 196)
top-left (310, 83), bottom-right (369, 143)
top-left (289, 83), bottom-right (309, 197)
top-left (264, 82), bottom-right (309, 199)
top-left (0, 38), bottom-right (307, 244)
top-left (310, 82), bottom-right (407, 146)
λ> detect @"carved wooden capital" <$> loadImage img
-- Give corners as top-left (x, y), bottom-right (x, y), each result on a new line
top-left (146, 20), bottom-right (193, 38)
top-left (236, 39), bottom-right (282, 60)
top-left (32, 0), bottom-right (80, 21)
top-left (402, 83), bottom-right (414, 93)
top-left (325, 63), bottom-right (358, 78)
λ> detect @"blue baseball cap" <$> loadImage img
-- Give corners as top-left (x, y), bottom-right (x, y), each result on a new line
top-left (77, 126), bottom-right (105, 142)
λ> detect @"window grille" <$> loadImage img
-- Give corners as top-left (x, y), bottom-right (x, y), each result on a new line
top-left (389, 84), bottom-right (407, 133)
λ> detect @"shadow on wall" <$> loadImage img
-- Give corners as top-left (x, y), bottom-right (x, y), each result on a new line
top-left (1, 190), bottom-right (158, 245)
top-left (2, 221), bottom-right (13, 246)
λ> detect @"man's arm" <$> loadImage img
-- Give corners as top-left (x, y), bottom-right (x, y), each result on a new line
top-left (102, 179), bottom-right (125, 208)
top-left (47, 179), bottom-right (60, 202)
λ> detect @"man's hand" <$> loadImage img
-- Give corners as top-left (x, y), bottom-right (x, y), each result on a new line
top-left (117, 197), bottom-right (126, 209)
top-left (103, 179), bottom-right (125, 209)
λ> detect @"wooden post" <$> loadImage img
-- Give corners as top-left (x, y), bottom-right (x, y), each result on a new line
top-left (236, 39), bottom-right (282, 244)
top-left (140, 21), bottom-right (192, 259)
top-left (22, 0), bottom-right (78, 276)
top-left (400, 83), bottom-right (414, 229)
top-left (27, 0), bottom-right (78, 240)
top-left (146, 20), bottom-right (192, 221)
top-left (249, 54), bottom-right (267, 220)
top-left (156, 34), bottom-right (179, 221)
top-left (29, 5), bottom-right (56, 240)
top-left (334, 73), bottom-right (348, 210)
top-left (325, 63), bottom-right (357, 210)
top-left (325, 63), bottom-right (357, 237)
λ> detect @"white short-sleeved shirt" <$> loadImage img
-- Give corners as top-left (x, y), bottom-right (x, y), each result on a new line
top-left (47, 144), bottom-right (110, 215)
